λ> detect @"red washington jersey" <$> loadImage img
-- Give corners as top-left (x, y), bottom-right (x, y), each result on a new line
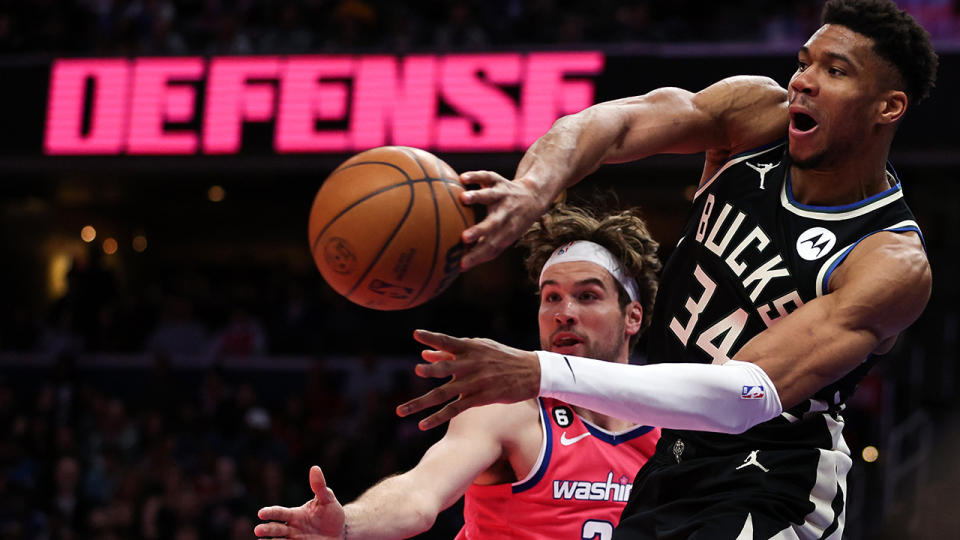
top-left (455, 397), bottom-right (659, 540)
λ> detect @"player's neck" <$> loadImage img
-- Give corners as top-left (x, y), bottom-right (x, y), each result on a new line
top-left (573, 406), bottom-right (635, 432)
top-left (790, 159), bottom-right (892, 207)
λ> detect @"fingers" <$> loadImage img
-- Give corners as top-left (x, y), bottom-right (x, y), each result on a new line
top-left (396, 382), bottom-right (460, 418)
top-left (254, 521), bottom-right (291, 537)
top-left (460, 237), bottom-right (502, 269)
top-left (422, 350), bottom-right (454, 363)
top-left (413, 329), bottom-right (465, 353)
top-left (258, 505), bottom-right (293, 523)
top-left (416, 392), bottom-right (489, 430)
top-left (308, 465), bottom-right (333, 503)
top-left (414, 360), bottom-right (457, 379)
top-left (461, 187), bottom-right (505, 207)
top-left (460, 170), bottom-right (506, 188)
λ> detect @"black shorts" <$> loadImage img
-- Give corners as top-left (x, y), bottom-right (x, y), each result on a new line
top-left (614, 432), bottom-right (852, 540)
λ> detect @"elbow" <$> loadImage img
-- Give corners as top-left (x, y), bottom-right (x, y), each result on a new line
top-left (407, 496), bottom-right (440, 534)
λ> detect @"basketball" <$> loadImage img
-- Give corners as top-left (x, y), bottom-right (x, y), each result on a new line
top-left (308, 146), bottom-right (476, 310)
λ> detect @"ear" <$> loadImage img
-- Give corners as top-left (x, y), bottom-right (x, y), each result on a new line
top-left (877, 90), bottom-right (908, 125)
top-left (624, 301), bottom-right (643, 337)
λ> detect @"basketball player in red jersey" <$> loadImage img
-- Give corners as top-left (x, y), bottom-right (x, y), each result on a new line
top-left (255, 205), bottom-right (661, 539)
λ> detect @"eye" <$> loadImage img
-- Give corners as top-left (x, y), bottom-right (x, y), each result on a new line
top-left (796, 61), bottom-right (808, 72)
top-left (543, 292), bottom-right (561, 303)
top-left (828, 67), bottom-right (846, 76)
top-left (579, 291), bottom-right (599, 302)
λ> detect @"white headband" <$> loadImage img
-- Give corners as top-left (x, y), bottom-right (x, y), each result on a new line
top-left (538, 240), bottom-right (640, 302)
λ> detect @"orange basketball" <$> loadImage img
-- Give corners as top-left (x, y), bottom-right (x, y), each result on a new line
top-left (308, 146), bottom-right (476, 310)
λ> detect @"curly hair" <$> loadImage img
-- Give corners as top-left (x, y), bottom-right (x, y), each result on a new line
top-left (822, 0), bottom-right (938, 103)
top-left (518, 204), bottom-right (661, 352)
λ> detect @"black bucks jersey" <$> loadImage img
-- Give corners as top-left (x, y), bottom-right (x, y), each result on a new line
top-left (615, 140), bottom-right (923, 539)
top-left (647, 139), bottom-right (922, 452)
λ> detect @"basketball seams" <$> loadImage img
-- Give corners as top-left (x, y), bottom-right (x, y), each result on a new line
top-left (400, 146), bottom-right (431, 179)
top-left (310, 177), bottom-right (460, 253)
top-left (433, 155), bottom-right (470, 229)
top-left (309, 147), bottom-right (470, 310)
top-left (342, 167), bottom-right (417, 300)
top-left (405, 164), bottom-right (444, 307)
top-left (311, 161), bottom-right (415, 252)
top-left (311, 159), bottom-right (461, 253)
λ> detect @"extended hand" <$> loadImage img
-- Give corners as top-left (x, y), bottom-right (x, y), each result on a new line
top-left (396, 330), bottom-right (541, 429)
top-left (255, 466), bottom-right (345, 539)
top-left (458, 171), bottom-right (551, 270)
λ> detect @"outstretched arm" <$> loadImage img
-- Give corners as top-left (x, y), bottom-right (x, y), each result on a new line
top-left (256, 404), bottom-right (527, 539)
top-left (458, 76), bottom-right (788, 269)
top-left (399, 233), bottom-right (930, 432)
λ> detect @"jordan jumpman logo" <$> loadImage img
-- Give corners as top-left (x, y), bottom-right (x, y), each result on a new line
top-left (735, 450), bottom-right (770, 472)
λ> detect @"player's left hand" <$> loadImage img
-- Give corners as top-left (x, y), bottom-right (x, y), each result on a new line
top-left (255, 466), bottom-right (345, 539)
top-left (396, 329), bottom-right (541, 430)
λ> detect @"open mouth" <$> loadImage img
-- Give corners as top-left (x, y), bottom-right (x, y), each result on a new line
top-left (553, 335), bottom-right (582, 348)
top-left (792, 112), bottom-right (818, 133)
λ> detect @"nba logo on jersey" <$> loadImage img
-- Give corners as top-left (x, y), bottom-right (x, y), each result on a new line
top-left (741, 386), bottom-right (765, 399)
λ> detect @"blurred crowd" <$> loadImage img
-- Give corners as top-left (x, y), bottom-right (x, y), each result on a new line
top-left (4, 1), bottom-right (959, 58)
top-left (0, 349), bottom-right (466, 539)
top-left (0, 0), bottom-right (884, 56)
top-left (0, 243), bottom-right (539, 359)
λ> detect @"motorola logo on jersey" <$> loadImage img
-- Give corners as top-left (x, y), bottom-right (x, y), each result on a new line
top-left (552, 471), bottom-right (633, 502)
top-left (796, 227), bottom-right (837, 261)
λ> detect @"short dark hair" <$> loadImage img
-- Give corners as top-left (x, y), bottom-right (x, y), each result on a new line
top-left (822, 0), bottom-right (938, 103)
top-left (519, 204), bottom-right (661, 352)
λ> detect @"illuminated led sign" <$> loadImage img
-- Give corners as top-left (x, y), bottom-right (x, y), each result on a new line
top-left (44, 52), bottom-right (604, 155)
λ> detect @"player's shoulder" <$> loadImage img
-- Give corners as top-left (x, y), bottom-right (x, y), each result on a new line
top-left (449, 399), bottom-right (541, 435)
top-left (837, 230), bottom-right (929, 287)
top-left (830, 231), bottom-right (930, 333)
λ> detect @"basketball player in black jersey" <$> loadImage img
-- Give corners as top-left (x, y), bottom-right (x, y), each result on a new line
top-left (396, 0), bottom-right (937, 538)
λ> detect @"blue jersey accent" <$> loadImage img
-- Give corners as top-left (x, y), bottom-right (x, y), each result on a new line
top-left (513, 399), bottom-right (553, 494)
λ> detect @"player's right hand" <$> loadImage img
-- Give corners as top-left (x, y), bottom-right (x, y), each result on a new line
top-left (397, 329), bottom-right (541, 430)
top-left (255, 466), bottom-right (345, 539)
top-left (458, 171), bottom-right (551, 270)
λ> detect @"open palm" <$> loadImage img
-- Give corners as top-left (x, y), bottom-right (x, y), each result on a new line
top-left (255, 466), bottom-right (345, 539)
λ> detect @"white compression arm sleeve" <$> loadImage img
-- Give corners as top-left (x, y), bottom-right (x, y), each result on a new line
top-left (537, 351), bottom-right (783, 434)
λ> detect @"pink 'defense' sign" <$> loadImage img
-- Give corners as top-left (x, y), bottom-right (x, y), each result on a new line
top-left (44, 52), bottom-right (604, 155)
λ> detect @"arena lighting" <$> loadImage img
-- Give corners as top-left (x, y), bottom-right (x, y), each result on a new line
top-left (862, 445), bottom-right (879, 463)
top-left (102, 237), bottom-right (118, 255)
top-left (48, 252), bottom-right (72, 299)
top-left (132, 234), bottom-right (148, 253)
top-left (80, 225), bottom-right (96, 242)
top-left (208, 185), bottom-right (225, 202)
top-left (43, 52), bottom-right (604, 155)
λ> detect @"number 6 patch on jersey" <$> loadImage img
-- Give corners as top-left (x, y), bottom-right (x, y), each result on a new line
top-left (553, 406), bottom-right (573, 427)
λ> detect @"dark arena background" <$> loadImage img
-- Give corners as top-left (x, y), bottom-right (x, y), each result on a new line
top-left (1, 1), bottom-right (958, 539)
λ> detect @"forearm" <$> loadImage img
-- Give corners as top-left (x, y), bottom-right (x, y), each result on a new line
top-left (516, 88), bottom-right (714, 200)
top-left (537, 352), bottom-right (782, 434)
top-left (342, 475), bottom-right (438, 540)
top-left (514, 108), bottom-right (618, 201)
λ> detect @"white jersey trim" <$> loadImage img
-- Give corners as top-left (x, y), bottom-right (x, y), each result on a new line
top-left (780, 171), bottom-right (904, 221)
top-left (511, 398), bottom-right (551, 490)
top-left (814, 219), bottom-right (921, 297)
